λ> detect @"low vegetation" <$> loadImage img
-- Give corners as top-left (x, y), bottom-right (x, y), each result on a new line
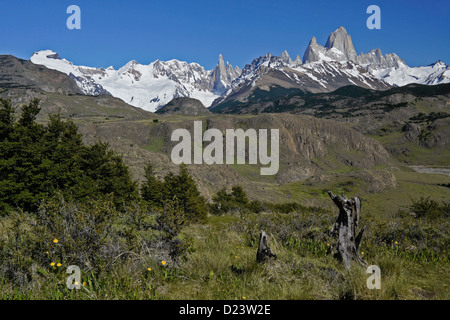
top-left (0, 98), bottom-right (448, 300)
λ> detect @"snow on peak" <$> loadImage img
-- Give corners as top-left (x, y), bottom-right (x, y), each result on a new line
top-left (28, 27), bottom-right (450, 113)
top-left (29, 50), bottom-right (237, 112)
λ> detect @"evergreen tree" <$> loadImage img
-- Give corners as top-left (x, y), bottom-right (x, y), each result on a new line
top-left (211, 185), bottom-right (250, 214)
top-left (231, 185), bottom-right (249, 206)
top-left (0, 99), bottom-right (138, 213)
top-left (140, 163), bottom-right (164, 208)
top-left (164, 164), bottom-right (207, 223)
top-left (76, 142), bottom-right (139, 209)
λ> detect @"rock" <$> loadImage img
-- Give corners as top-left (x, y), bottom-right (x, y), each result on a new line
top-left (280, 50), bottom-right (293, 65)
top-left (156, 97), bottom-right (211, 115)
top-left (324, 26), bottom-right (357, 62)
top-left (303, 26), bottom-right (357, 63)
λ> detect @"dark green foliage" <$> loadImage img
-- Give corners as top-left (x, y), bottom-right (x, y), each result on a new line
top-left (163, 164), bottom-right (207, 223)
top-left (409, 112), bottom-right (450, 123)
top-left (0, 98), bottom-right (138, 213)
top-left (210, 184), bottom-right (324, 215)
top-left (407, 197), bottom-right (449, 220)
top-left (141, 163), bottom-right (207, 224)
top-left (140, 164), bottom-right (164, 208)
top-left (211, 185), bottom-right (249, 214)
top-left (155, 201), bottom-right (186, 241)
top-left (230, 185), bottom-right (249, 206)
top-left (212, 82), bottom-right (450, 115)
top-left (75, 142), bottom-right (138, 209)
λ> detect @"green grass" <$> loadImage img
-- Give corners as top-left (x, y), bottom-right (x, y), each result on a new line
top-left (2, 179), bottom-right (448, 300)
top-left (143, 137), bottom-right (165, 153)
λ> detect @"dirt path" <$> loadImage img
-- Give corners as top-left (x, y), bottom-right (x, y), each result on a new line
top-left (409, 166), bottom-right (450, 177)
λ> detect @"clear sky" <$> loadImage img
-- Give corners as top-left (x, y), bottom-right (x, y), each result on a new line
top-left (1, 0), bottom-right (449, 70)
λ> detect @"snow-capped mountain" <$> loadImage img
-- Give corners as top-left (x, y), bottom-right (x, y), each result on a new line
top-left (213, 26), bottom-right (449, 107)
top-left (303, 26), bottom-right (357, 63)
top-left (301, 26), bottom-right (449, 86)
top-left (30, 26), bottom-right (449, 112)
top-left (30, 50), bottom-right (241, 112)
top-left (211, 51), bottom-right (391, 107)
top-left (367, 59), bottom-right (450, 86)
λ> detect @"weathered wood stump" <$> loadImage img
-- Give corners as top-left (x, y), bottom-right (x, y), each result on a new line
top-left (327, 191), bottom-right (366, 269)
top-left (256, 230), bottom-right (277, 263)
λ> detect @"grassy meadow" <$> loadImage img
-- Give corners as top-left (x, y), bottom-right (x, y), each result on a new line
top-left (1, 168), bottom-right (448, 300)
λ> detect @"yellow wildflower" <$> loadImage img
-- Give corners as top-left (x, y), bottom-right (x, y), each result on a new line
top-left (57, 263), bottom-right (62, 267)
top-left (50, 262), bottom-right (55, 267)
top-left (161, 261), bottom-right (166, 266)
top-left (53, 239), bottom-right (59, 244)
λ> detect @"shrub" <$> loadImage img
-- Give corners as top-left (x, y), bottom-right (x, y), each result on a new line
top-left (141, 163), bottom-right (207, 224)
top-left (409, 197), bottom-right (449, 219)
top-left (0, 194), bottom-right (190, 288)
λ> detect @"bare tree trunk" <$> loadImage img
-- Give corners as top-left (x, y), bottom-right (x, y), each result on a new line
top-left (328, 191), bottom-right (366, 269)
top-left (256, 230), bottom-right (277, 263)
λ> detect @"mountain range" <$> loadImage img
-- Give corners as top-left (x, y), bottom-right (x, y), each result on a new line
top-left (29, 26), bottom-right (450, 112)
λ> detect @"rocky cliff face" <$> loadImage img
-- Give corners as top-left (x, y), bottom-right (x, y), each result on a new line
top-left (324, 26), bottom-right (358, 62)
top-left (357, 48), bottom-right (405, 70)
top-left (303, 27), bottom-right (357, 63)
top-left (0, 55), bottom-right (81, 95)
top-left (210, 54), bottom-right (242, 95)
top-left (75, 112), bottom-right (397, 200)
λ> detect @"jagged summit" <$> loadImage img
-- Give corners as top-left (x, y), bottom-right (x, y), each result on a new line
top-left (210, 54), bottom-right (242, 95)
top-left (29, 26), bottom-right (449, 112)
top-left (324, 26), bottom-right (357, 61)
top-left (280, 50), bottom-right (293, 65)
top-left (303, 26), bottom-right (356, 63)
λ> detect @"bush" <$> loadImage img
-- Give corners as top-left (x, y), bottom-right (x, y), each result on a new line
top-left (408, 197), bottom-right (449, 219)
top-left (0, 194), bottom-right (190, 288)
top-left (210, 185), bottom-right (322, 215)
top-left (211, 185), bottom-right (250, 215)
top-left (141, 164), bottom-right (207, 224)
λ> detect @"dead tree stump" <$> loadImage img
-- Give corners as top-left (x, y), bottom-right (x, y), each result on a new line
top-left (327, 191), bottom-right (366, 269)
top-left (256, 230), bottom-right (277, 263)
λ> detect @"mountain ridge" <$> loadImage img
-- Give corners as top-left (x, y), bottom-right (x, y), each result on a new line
top-left (28, 26), bottom-right (450, 112)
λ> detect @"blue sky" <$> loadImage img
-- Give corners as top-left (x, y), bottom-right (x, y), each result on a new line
top-left (1, 0), bottom-right (449, 70)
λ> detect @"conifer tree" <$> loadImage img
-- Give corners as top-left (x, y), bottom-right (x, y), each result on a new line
top-left (141, 163), bottom-right (164, 208)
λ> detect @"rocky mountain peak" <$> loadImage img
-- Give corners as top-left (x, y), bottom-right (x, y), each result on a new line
top-left (210, 54), bottom-right (241, 95)
top-left (324, 26), bottom-right (357, 61)
top-left (280, 50), bottom-right (293, 65)
top-left (303, 37), bottom-right (326, 64)
top-left (357, 49), bottom-right (405, 70)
